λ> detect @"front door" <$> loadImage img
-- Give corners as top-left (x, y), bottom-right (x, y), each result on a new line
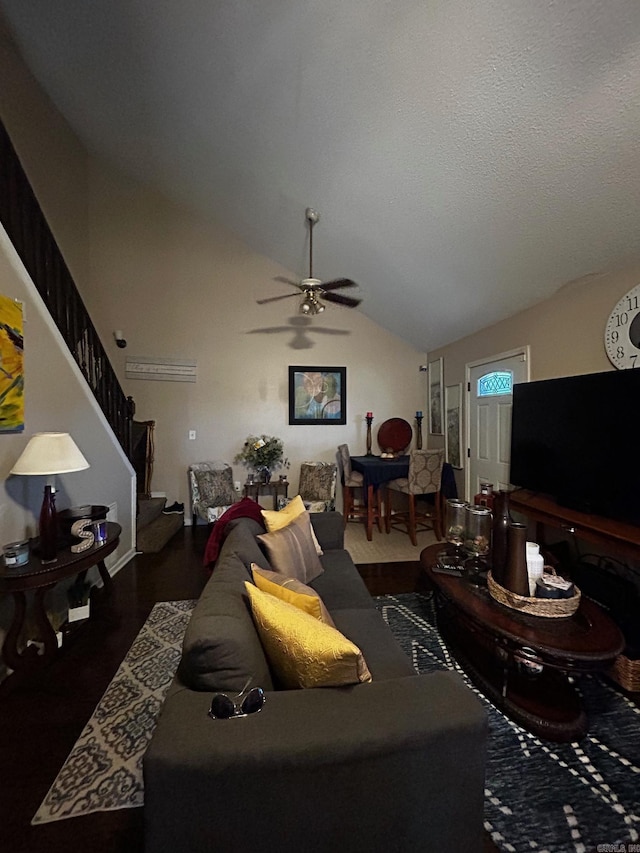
top-left (465, 349), bottom-right (529, 500)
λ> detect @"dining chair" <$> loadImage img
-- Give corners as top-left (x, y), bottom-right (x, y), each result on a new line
top-left (337, 444), bottom-right (381, 530)
top-left (297, 461), bottom-right (337, 511)
top-left (384, 449), bottom-right (445, 545)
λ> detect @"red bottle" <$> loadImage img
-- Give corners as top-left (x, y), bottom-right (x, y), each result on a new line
top-left (39, 485), bottom-right (58, 562)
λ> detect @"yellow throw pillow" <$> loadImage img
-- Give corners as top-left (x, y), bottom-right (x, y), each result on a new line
top-left (244, 583), bottom-right (372, 689)
top-left (261, 495), bottom-right (323, 555)
top-left (251, 564), bottom-right (335, 626)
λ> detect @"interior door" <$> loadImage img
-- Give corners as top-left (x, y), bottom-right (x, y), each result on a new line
top-left (466, 349), bottom-right (529, 500)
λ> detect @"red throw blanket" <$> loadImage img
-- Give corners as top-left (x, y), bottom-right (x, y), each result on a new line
top-left (202, 497), bottom-right (266, 567)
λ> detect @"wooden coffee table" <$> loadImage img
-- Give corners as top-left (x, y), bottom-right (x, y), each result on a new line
top-left (420, 543), bottom-right (625, 742)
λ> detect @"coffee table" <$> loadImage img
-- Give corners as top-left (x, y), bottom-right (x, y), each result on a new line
top-left (420, 543), bottom-right (625, 742)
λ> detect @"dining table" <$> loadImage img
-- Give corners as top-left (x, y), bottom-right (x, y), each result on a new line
top-left (350, 455), bottom-right (457, 541)
top-left (350, 455), bottom-right (409, 540)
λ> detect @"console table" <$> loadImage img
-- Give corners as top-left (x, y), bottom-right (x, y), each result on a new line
top-left (0, 522), bottom-right (121, 695)
top-left (509, 489), bottom-right (640, 563)
top-left (243, 480), bottom-right (289, 510)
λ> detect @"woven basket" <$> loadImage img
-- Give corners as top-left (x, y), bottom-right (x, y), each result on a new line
top-left (608, 654), bottom-right (640, 692)
top-left (487, 569), bottom-right (581, 618)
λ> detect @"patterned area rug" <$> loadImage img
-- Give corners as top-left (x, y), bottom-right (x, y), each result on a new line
top-left (33, 593), bottom-right (640, 853)
top-left (32, 600), bottom-right (195, 825)
top-left (376, 592), bottom-right (640, 853)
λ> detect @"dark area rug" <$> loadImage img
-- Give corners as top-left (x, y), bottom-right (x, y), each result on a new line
top-left (33, 592), bottom-right (640, 852)
top-left (375, 592), bottom-right (640, 853)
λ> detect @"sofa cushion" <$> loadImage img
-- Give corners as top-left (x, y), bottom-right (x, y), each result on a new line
top-left (256, 512), bottom-right (324, 583)
top-left (261, 495), bottom-right (323, 555)
top-left (251, 564), bottom-right (335, 626)
top-left (330, 608), bottom-right (416, 681)
top-left (244, 583), bottom-right (372, 689)
top-left (312, 550), bottom-right (376, 611)
top-left (178, 551), bottom-right (274, 693)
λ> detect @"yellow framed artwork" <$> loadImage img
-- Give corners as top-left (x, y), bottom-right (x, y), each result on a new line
top-left (0, 294), bottom-right (25, 432)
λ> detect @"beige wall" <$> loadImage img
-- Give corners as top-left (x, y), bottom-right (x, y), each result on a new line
top-left (0, 19), bottom-right (135, 665)
top-left (427, 264), bottom-right (640, 497)
top-left (84, 162), bottom-right (427, 515)
top-left (0, 18), bottom-right (135, 556)
top-left (0, 16), bottom-right (89, 289)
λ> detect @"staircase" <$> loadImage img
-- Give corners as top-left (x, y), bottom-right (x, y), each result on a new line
top-left (136, 498), bottom-right (184, 553)
top-left (0, 118), bottom-right (134, 458)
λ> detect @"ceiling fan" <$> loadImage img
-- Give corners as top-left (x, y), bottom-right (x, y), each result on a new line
top-left (256, 208), bottom-right (362, 315)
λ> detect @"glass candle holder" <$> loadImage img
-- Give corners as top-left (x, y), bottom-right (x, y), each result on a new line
top-left (464, 505), bottom-right (492, 559)
top-left (436, 499), bottom-right (468, 570)
top-left (445, 499), bottom-right (468, 550)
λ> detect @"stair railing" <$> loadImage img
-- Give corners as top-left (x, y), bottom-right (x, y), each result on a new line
top-left (0, 118), bottom-right (135, 458)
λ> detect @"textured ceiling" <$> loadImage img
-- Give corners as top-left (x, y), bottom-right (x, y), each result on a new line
top-left (2, 0), bottom-right (640, 350)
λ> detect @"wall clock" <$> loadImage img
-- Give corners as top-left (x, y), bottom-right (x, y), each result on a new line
top-left (604, 283), bottom-right (640, 369)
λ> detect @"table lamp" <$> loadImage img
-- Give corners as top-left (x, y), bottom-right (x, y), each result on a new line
top-left (10, 432), bottom-right (90, 563)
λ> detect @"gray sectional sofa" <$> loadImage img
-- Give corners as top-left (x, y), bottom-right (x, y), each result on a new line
top-left (144, 511), bottom-right (487, 853)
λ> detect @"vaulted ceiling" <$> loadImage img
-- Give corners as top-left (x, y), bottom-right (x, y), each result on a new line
top-left (2, 1), bottom-right (640, 351)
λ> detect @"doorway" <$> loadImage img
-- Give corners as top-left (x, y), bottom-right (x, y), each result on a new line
top-left (465, 348), bottom-right (529, 500)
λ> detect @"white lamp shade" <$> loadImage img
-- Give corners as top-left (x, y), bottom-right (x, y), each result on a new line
top-left (10, 432), bottom-right (90, 476)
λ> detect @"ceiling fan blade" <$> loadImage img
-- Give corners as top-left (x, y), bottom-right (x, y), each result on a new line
top-left (321, 292), bottom-right (362, 308)
top-left (319, 277), bottom-right (358, 292)
top-left (256, 292), bottom-right (301, 304)
top-left (273, 275), bottom-right (302, 288)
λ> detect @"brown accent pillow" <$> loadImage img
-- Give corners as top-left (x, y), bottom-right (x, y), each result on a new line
top-left (256, 511), bottom-right (324, 584)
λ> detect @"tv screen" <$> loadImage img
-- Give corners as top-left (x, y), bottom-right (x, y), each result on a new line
top-left (509, 369), bottom-right (640, 524)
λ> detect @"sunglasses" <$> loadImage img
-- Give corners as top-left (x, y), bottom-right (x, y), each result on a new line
top-left (208, 678), bottom-right (266, 720)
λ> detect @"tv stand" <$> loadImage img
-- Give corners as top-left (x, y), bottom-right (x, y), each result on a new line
top-left (509, 490), bottom-right (640, 564)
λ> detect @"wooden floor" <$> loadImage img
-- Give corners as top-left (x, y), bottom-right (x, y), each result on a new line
top-left (0, 525), bottom-right (498, 853)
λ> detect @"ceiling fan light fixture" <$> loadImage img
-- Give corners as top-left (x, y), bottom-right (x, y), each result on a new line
top-left (257, 208), bottom-right (361, 314)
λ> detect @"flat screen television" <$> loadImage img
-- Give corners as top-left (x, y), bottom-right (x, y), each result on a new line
top-left (509, 369), bottom-right (640, 524)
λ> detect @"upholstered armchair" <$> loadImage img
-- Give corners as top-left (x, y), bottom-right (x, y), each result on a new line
top-left (188, 461), bottom-right (236, 525)
top-left (297, 461), bottom-right (337, 512)
top-left (385, 449), bottom-right (444, 545)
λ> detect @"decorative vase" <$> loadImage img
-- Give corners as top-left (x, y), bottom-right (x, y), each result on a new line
top-left (503, 522), bottom-right (530, 596)
top-left (491, 490), bottom-right (512, 585)
top-left (260, 468), bottom-right (271, 484)
top-left (39, 484), bottom-right (58, 563)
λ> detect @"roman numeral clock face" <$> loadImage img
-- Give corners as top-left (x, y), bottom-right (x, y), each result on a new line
top-left (604, 283), bottom-right (640, 369)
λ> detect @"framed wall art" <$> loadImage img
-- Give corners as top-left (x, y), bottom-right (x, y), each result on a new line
top-left (288, 366), bottom-right (346, 425)
top-left (428, 358), bottom-right (443, 435)
top-left (0, 294), bottom-right (24, 432)
top-left (445, 383), bottom-right (462, 468)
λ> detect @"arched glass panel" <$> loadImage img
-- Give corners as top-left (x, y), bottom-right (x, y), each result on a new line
top-left (477, 371), bottom-right (513, 397)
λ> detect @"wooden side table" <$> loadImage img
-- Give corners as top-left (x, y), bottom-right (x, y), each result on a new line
top-left (243, 480), bottom-right (289, 510)
top-left (0, 522), bottom-right (121, 695)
